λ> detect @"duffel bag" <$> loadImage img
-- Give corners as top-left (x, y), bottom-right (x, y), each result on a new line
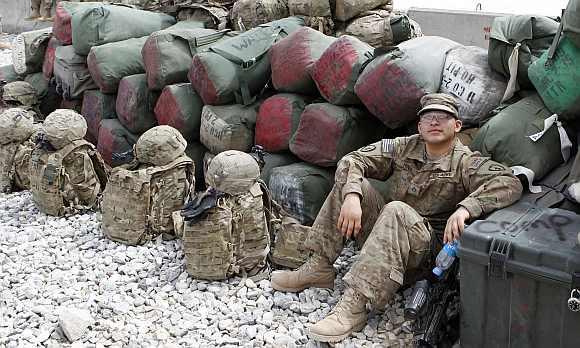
top-left (42, 38), bottom-right (62, 80)
top-left (355, 36), bottom-right (460, 128)
top-left (82, 90), bottom-right (117, 143)
top-left (261, 152), bottom-right (299, 185)
top-left (72, 3), bottom-right (176, 55)
top-left (270, 27), bottom-right (336, 95)
top-left (12, 28), bottom-right (52, 75)
top-left (53, 46), bottom-right (97, 100)
top-left (24, 72), bottom-right (61, 118)
top-left (116, 74), bottom-right (159, 134)
top-left (231, 0), bottom-right (289, 31)
top-left (87, 36), bottom-right (149, 94)
top-left (154, 83), bottom-right (204, 142)
top-left (529, 35), bottom-right (580, 121)
top-left (255, 93), bottom-right (310, 152)
top-left (53, 1), bottom-right (102, 45)
top-left (311, 35), bottom-right (374, 105)
top-left (0, 65), bottom-right (22, 84)
top-left (176, 3), bottom-right (229, 30)
top-left (199, 103), bottom-right (260, 154)
top-left (97, 118), bottom-right (139, 167)
top-left (440, 46), bottom-right (507, 127)
top-left (269, 162), bottom-right (334, 225)
top-left (470, 93), bottom-right (572, 189)
top-left (189, 17), bottom-right (305, 106)
top-left (289, 103), bottom-right (385, 167)
top-left (488, 15), bottom-right (558, 100)
top-left (334, 0), bottom-right (393, 22)
top-left (142, 22), bottom-right (232, 91)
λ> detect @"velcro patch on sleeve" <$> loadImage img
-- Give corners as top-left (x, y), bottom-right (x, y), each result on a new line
top-left (469, 157), bottom-right (489, 170)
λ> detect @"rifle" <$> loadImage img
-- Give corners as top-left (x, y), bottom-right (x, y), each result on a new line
top-left (404, 263), bottom-right (460, 348)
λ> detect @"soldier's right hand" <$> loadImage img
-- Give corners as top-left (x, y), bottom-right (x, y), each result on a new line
top-left (338, 193), bottom-right (362, 239)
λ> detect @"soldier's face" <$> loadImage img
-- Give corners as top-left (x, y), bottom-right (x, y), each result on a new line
top-left (418, 111), bottom-right (462, 145)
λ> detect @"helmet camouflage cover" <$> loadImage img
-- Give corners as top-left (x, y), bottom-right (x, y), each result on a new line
top-left (134, 125), bottom-right (187, 166)
top-left (0, 108), bottom-right (35, 145)
top-left (206, 150), bottom-right (260, 195)
top-left (42, 109), bottom-right (87, 150)
top-left (2, 81), bottom-right (39, 107)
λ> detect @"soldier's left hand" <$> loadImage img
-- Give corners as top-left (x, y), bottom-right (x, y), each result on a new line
top-left (444, 206), bottom-right (471, 243)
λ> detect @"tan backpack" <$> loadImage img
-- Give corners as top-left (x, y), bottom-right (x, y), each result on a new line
top-left (101, 155), bottom-right (195, 245)
top-left (175, 182), bottom-right (270, 280)
top-left (30, 139), bottom-right (108, 216)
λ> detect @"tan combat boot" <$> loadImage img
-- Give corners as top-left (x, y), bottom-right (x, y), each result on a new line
top-left (271, 254), bottom-right (335, 292)
top-left (308, 287), bottom-right (368, 343)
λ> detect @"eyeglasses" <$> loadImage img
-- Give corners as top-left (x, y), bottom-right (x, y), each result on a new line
top-left (419, 113), bottom-right (455, 123)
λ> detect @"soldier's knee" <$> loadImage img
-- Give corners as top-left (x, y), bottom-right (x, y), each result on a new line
top-left (382, 201), bottom-right (413, 215)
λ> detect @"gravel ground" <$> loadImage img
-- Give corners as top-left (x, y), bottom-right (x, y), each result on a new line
top-left (0, 191), bottom-right (415, 347)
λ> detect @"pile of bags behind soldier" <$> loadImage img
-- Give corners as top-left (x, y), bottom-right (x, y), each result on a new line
top-left (2, 0), bottom-right (580, 280)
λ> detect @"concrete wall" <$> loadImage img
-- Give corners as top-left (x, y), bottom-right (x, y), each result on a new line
top-left (407, 7), bottom-right (509, 49)
top-left (0, 0), bottom-right (53, 33)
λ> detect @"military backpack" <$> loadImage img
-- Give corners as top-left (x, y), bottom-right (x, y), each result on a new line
top-left (101, 155), bottom-right (195, 245)
top-left (30, 139), bottom-right (107, 216)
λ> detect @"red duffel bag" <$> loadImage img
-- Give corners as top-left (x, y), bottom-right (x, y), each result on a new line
top-left (42, 38), bottom-right (62, 80)
top-left (116, 74), bottom-right (159, 134)
top-left (270, 27), bottom-right (336, 95)
top-left (97, 118), bottom-right (139, 167)
top-left (81, 90), bottom-right (117, 144)
top-left (255, 93), bottom-right (310, 152)
top-left (289, 103), bottom-right (385, 167)
top-left (311, 35), bottom-right (374, 105)
top-left (154, 83), bottom-right (204, 142)
top-left (354, 36), bottom-right (460, 128)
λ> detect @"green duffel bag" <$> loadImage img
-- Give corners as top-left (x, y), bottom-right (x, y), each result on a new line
top-left (562, 0), bottom-right (580, 47)
top-left (189, 17), bottom-right (305, 106)
top-left (0, 65), bottom-right (23, 84)
top-left (12, 28), bottom-right (52, 75)
top-left (87, 36), bottom-right (149, 94)
top-left (53, 46), bottom-right (98, 101)
top-left (24, 72), bottom-right (61, 118)
top-left (72, 3), bottom-right (176, 55)
top-left (142, 21), bottom-right (233, 91)
top-left (488, 15), bottom-right (559, 100)
top-left (528, 35), bottom-right (580, 121)
top-left (471, 93), bottom-right (573, 189)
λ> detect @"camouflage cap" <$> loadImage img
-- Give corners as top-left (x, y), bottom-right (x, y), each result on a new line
top-left (0, 108), bottom-right (35, 145)
top-left (417, 93), bottom-right (459, 118)
top-left (206, 150), bottom-right (260, 195)
top-left (135, 125), bottom-right (187, 166)
top-left (43, 109), bottom-right (87, 149)
top-left (2, 81), bottom-right (39, 107)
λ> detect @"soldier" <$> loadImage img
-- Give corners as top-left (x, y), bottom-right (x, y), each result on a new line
top-left (26, 0), bottom-right (53, 21)
top-left (1, 81), bottom-right (42, 120)
top-left (270, 93), bottom-right (523, 343)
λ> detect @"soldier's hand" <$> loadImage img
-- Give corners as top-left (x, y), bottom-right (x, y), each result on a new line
top-left (338, 193), bottom-right (362, 239)
top-left (444, 206), bottom-right (470, 243)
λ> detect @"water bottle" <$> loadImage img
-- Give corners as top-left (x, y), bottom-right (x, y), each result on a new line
top-left (432, 241), bottom-right (458, 278)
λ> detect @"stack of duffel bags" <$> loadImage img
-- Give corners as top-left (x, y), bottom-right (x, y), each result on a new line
top-left (471, 2), bottom-right (580, 212)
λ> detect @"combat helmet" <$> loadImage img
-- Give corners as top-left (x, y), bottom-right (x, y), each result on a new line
top-left (42, 109), bottom-right (87, 149)
top-left (134, 125), bottom-right (187, 167)
top-left (0, 108), bottom-right (35, 145)
top-left (206, 150), bottom-right (260, 195)
top-left (2, 81), bottom-right (38, 108)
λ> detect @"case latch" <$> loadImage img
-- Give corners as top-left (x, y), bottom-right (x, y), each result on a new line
top-left (488, 238), bottom-right (511, 279)
top-left (568, 272), bottom-right (580, 312)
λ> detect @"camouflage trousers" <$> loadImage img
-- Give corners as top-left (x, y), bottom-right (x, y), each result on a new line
top-left (305, 179), bottom-right (433, 308)
top-left (31, 0), bottom-right (53, 17)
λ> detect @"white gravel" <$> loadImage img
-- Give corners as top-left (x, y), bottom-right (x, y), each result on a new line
top-left (0, 191), bottom-right (415, 347)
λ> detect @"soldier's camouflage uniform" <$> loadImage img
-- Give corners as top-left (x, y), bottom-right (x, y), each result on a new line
top-left (305, 134), bottom-right (523, 307)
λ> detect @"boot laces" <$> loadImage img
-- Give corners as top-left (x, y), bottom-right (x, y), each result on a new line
top-left (332, 288), bottom-right (366, 317)
top-left (298, 254), bottom-right (329, 274)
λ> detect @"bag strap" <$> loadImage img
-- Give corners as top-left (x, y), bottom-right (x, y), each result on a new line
top-left (547, 12), bottom-right (565, 63)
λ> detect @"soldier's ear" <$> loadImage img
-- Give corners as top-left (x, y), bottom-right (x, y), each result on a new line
top-left (453, 119), bottom-right (462, 133)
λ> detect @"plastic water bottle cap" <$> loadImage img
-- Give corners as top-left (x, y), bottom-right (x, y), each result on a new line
top-left (432, 267), bottom-right (443, 277)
